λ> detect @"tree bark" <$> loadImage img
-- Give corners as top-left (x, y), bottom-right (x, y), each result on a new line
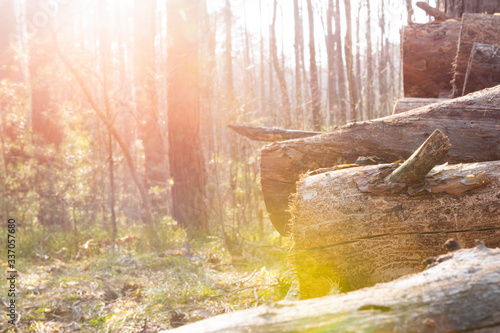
top-left (292, 159), bottom-right (497, 298)
top-left (392, 98), bottom-right (449, 114)
top-left (261, 85), bottom-right (500, 236)
top-left (306, 0), bottom-right (321, 131)
top-left (167, 0), bottom-right (208, 232)
top-left (452, 14), bottom-right (500, 97)
top-left (164, 245), bottom-right (500, 332)
top-left (402, 20), bottom-right (460, 98)
top-left (462, 42), bottom-right (500, 95)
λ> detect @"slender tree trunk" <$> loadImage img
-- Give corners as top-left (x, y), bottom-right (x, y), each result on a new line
top-left (334, 0), bottom-right (347, 124)
top-left (293, 0), bottom-right (304, 126)
top-left (355, 2), bottom-right (363, 120)
top-left (306, 0), bottom-right (321, 131)
top-left (325, 0), bottom-right (337, 126)
top-left (167, 0), bottom-right (208, 232)
top-left (0, 0), bottom-right (20, 82)
top-left (270, 0), bottom-right (292, 128)
top-left (134, 0), bottom-right (167, 188)
top-left (99, 1), bottom-right (117, 239)
top-left (344, 0), bottom-right (358, 122)
top-left (365, 0), bottom-right (374, 119)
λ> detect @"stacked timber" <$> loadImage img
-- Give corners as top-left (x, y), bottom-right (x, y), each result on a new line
top-left (292, 145), bottom-right (499, 298)
top-left (401, 12), bottom-right (500, 100)
top-left (462, 42), bottom-right (500, 95)
top-left (260, 85), bottom-right (500, 236)
top-left (452, 14), bottom-right (500, 96)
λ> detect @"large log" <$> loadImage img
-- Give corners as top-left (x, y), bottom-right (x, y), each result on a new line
top-left (164, 244), bottom-right (500, 332)
top-left (452, 14), bottom-right (500, 96)
top-left (292, 160), bottom-right (497, 298)
top-left (261, 85), bottom-right (500, 235)
top-left (463, 42), bottom-right (500, 95)
top-left (392, 97), bottom-right (448, 114)
top-left (402, 20), bottom-right (460, 98)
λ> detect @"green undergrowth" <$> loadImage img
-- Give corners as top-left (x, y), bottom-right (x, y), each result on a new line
top-left (1, 221), bottom-right (295, 332)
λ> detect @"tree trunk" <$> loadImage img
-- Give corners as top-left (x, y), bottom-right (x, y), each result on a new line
top-left (134, 0), bottom-right (167, 187)
top-left (344, 0), bottom-right (358, 122)
top-left (261, 85), bottom-right (500, 236)
top-left (167, 0), bottom-right (208, 232)
top-left (270, 0), bottom-right (291, 128)
top-left (334, 0), bottom-right (347, 124)
top-left (292, 159), bottom-right (497, 298)
top-left (462, 42), bottom-right (500, 95)
top-left (164, 245), bottom-right (500, 332)
top-left (365, 0), bottom-right (374, 120)
top-left (0, 0), bottom-right (20, 82)
top-left (306, 0), bottom-right (321, 131)
top-left (392, 97), bottom-right (449, 114)
top-left (402, 20), bottom-right (460, 98)
top-left (325, 0), bottom-right (336, 126)
top-left (293, 0), bottom-right (304, 127)
top-left (452, 14), bottom-right (500, 97)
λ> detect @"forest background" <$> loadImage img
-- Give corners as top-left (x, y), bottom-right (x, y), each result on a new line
top-left (0, 0), bottom-right (436, 331)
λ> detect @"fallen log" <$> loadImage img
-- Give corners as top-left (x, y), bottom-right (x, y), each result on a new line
top-left (164, 244), bottom-right (500, 332)
top-left (392, 97), bottom-right (448, 114)
top-left (402, 20), bottom-right (460, 98)
top-left (261, 85), bottom-right (500, 235)
top-left (452, 14), bottom-right (500, 96)
top-left (227, 124), bottom-right (321, 142)
top-left (463, 42), bottom-right (500, 95)
top-left (292, 156), bottom-right (497, 297)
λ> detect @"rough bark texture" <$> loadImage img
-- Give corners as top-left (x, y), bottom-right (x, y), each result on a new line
top-left (292, 161), bottom-right (498, 298)
top-left (261, 85), bottom-right (500, 236)
top-left (392, 97), bottom-right (449, 114)
top-left (402, 20), bottom-right (460, 98)
top-left (463, 42), bottom-right (500, 95)
top-left (452, 14), bottom-right (500, 97)
top-left (227, 124), bottom-right (321, 142)
top-left (164, 245), bottom-right (500, 332)
top-left (167, 0), bottom-right (207, 231)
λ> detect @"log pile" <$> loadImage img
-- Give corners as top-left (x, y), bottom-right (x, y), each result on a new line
top-left (260, 85), bottom-right (500, 236)
top-left (164, 244), bottom-right (500, 332)
top-left (402, 13), bottom-right (500, 99)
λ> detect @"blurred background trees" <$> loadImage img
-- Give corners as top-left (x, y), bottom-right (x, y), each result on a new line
top-left (0, 0), bottom-right (434, 252)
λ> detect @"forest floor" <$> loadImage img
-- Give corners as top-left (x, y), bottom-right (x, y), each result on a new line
top-left (2, 231), bottom-right (295, 332)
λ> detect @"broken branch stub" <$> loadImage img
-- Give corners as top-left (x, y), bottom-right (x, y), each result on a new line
top-left (387, 129), bottom-right (451, 184)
